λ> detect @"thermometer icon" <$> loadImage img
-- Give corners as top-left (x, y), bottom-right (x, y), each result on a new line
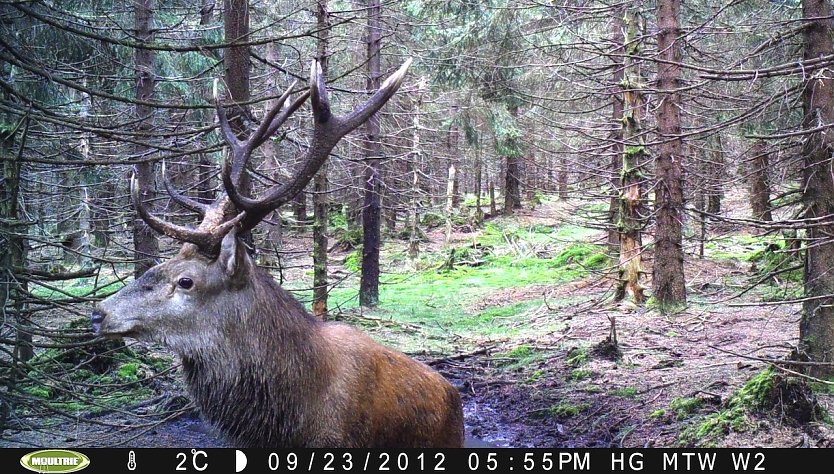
top-left (127, 450), bottom-right (137, 471)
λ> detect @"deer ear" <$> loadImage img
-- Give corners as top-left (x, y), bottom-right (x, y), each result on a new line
top-left (218, 229), bottom-right (249, 279)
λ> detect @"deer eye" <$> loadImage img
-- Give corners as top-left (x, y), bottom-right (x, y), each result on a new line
top-left (177, 278), bottom-right (194, 290)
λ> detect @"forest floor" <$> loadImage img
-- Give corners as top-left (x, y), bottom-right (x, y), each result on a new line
top-left (4, 194), bottom-right (834, 448)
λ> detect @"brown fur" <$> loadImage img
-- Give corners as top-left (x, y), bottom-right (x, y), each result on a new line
top-left (95, 235), bottom-right (464, 448)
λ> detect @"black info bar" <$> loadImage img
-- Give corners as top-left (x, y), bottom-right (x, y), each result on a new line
top-left (3, 448), bottom-right (813, 474)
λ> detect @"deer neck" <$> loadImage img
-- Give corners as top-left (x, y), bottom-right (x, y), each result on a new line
top-left (180, 271), bottom-right (334, 447)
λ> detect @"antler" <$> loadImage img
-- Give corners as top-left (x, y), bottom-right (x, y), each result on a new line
top-left (161, 161), bottom-right (209, 217)
top-left (132, 57), bottom-right (411, 254)
top-left (131, 173), bottom-right (244, 251)
top-left (220, 58), bottom-right (413, 233)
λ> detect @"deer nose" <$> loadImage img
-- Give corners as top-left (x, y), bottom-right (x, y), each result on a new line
top-left (91, 309), bottom-right (105, 334)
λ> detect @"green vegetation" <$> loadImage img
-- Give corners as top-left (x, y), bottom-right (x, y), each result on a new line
top-left (670, 397), bottom-right (704, 420)
top-left (344, 249), bottom-right (361, 272)
top-left (566, 346), bottom-right (589, 367)
top-left (649, 409), bottom-right (667, 420)
top-left (30, 278), bottom-right (125, 300)
top-left (610, 387), bottom-right (638, 398)
top-left (497, 344), bottom-right (551, 371)
top-left (570, 369), bottom-right (594, 381)
top-left (296, 219), bottom-right (604, 350)
top-left (547, 402), bottom-right (590, 417)
top-left (678, 368), bottom-right (776, 446)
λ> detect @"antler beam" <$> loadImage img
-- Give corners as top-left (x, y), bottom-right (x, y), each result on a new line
top-left (221, 58), bottom-right (412, 233)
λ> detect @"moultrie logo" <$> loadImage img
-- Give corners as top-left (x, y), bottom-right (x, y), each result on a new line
top-left (19, 450), bottom-right (91, 473)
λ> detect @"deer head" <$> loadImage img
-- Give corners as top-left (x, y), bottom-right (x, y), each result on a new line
top-left (92, 58), bottom-right (412, 352)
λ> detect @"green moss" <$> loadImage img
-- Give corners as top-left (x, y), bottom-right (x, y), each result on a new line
top-left (678, 368), bottom-right (776, 446)
top-left (571, 369), bottom-right (593, 381)
top-left (649, 409), bottom-right (666, 419)
top-left (548, 402), bottom-right (590, 417)
top-left (23, 386), bottom-right (52, 399)
top-left (670, 397), bottom-right (704, 420)
top-left (117, 363), bottom-right (139, 382)
top-left (566, 346), bottom-right (589, 367)
top-left (506, 345), bottom-right (532, 358)
top-left (582, 384), bottom-right (603, 394)
top-left (582, 252), bottom-right (609, 269)
top-left (525, 370), bottom-right (545, 384)
top-left (553, 243), bottom-right (597, 267)
top-left (611, 387), bottom-right (638, 398)
top-left (498, 344), bottom-right (550, 371)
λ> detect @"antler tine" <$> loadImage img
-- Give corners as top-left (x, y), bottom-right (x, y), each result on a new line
top-left (224, 58), bottom-right (413, 233)
top-left (251, 81), bottom-right (311, 150)
top-left (339, 57), bottom-right (412, 133)
top-left (310, 59), bottom-right (331, 124)
top-left (131, 172), bottom-right (243, 252)
top-left (162, 161), bottom-right (209, 217)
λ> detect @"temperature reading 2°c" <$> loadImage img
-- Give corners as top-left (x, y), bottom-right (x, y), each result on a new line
top-left (175, 449), bottom-right (209, 471)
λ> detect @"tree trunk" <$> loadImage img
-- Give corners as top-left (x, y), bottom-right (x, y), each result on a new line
top-left (608, 7), bottom-right (626, 255)
top-left (799, 0), bottom-right (834, 378)
top-left (653, 0), bottom-right (687, 309)
top-left (503, 105), bottom-right (522, 213)
top-left (312, 0), bottom-right (330, 319)
top-left (132, 0), bottom-right (159, 278)
top-left (504, 156), bottom-right (522, 213)
top-left (558, 161), bottom-right (568, 199)
top-left (408, 79), bottom-right (425, 261)
top-left (292, 192), bottom-right (307, 230)
top-left (360, 0), bottom-right (382, 307)
top-left (0, 117), bottom-right (32, 366)
top-left (223, 0), bottom-right (253, 243)
top-left (615, 9), bottom-right (647, 304)
top-left (706, 134), bottom-right (724, 215)
top-left (448, 125), bottom-right (461, 209)
top-left (749, 140), bottom-right (773, 222)
top-left (445, 164), bottom-right (456, 246)
top-left (474, 145), bottom-right (483, 224)
top-left (489, 180), bottom-right (496, 215)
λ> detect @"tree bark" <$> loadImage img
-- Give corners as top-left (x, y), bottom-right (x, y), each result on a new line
top-left (558, 161), bottom-right (568, 199)
top-left (408, 79), bottom-right (425, 261)
top-left (653, 0), bottom-right (687, 309)
top-left (799, 0), bottom-right (834, 377)
top-left (608, 7), bottom-right (626, 254)
top-left (706, 134), bottom-right (724, 215)
top-left (360, 0), bottom-right (382, 307)
top-left (312, 0), bottom-right (330, 319)
top-left (223, 0), bottom-right (253, 243)
top-left (489, 180), bottom-right (496, 215)
top-left (616, 9), bottom-right (647, 304)
top-left (448, 125), bottom-right (461, 209)
top-left (749, 140), bottom-right (773, 222)
top-left (474, 145), bottom-right (483, 224)
top-left (132, 0), bottom-right (159, 278)
top-left (1, 116), bottom-right (32, 365)
top-left (444, 164), bottom-right (456, 246)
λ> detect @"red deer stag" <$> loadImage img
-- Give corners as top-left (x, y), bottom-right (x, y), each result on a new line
top-left (92, 59), bottom-right (465, 448)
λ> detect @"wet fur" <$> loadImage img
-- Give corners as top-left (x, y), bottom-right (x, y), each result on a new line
top-left (99, 243), bottom-right (464, 448)
top-left (183, 269), bottom-right (463, 448)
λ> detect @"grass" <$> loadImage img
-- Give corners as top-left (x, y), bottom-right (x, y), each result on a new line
top-left (288, 218), bottom-right (605, 352)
